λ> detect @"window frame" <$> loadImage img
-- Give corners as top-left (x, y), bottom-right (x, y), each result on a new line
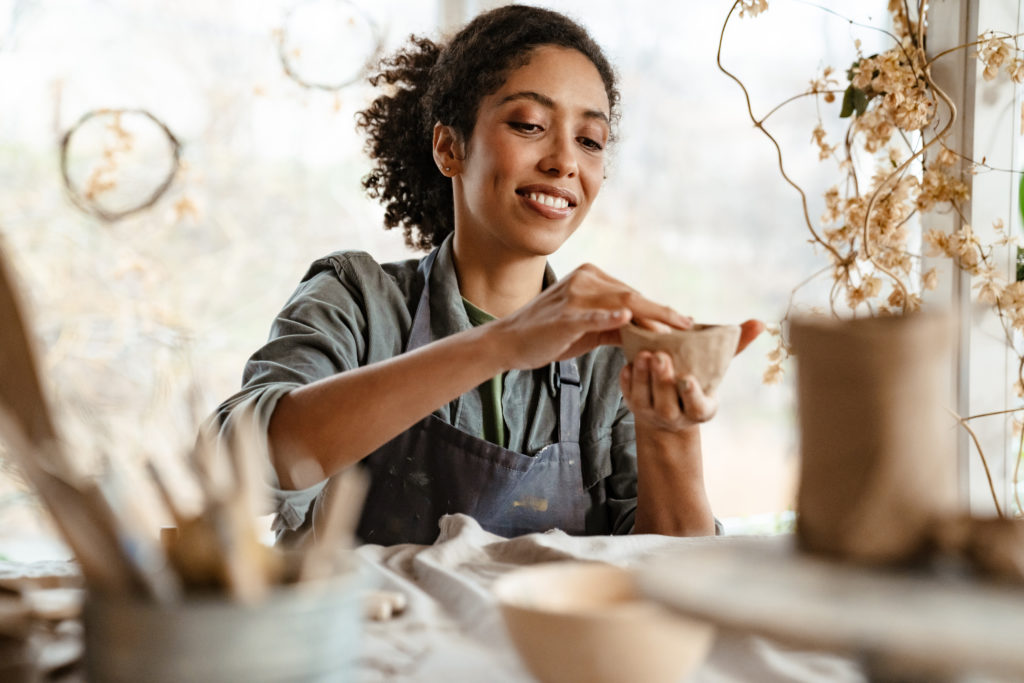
top-left (925, 0), bottom-right (1022, 515)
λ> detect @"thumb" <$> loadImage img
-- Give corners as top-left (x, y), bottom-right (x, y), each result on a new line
top-left (735, 319), bottom-right (766, 355)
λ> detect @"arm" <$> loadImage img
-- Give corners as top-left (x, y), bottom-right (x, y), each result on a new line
top-left (626, 353), bottom-right (715, 535)
top-left (269, 263), bottom-right (692, 490)
top-left (622, 321), bottom-right (765, 536)
top-left (270, 323), bottom-right (505, 488)
top-left (634, 426), bottom-right (714, 535)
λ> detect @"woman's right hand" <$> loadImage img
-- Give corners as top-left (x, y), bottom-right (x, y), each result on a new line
top-left (490, 263), bottom-right (692, 371)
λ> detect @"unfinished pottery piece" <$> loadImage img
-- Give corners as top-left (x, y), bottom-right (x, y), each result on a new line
top-left (790, 313), bottom-right (957, 566)
top-left (619, 323), bottom-right (741, 395)
top-left (932, 516), bottom-right (1024, 583)
top-left (494, 561), bottom-right (714, 683)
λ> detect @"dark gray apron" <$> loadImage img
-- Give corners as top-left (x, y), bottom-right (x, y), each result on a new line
top-left (354, 248), bottom-right (590, 546)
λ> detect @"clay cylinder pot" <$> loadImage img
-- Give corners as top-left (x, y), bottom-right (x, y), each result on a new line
top-left (790, 313), bottom-right (957, 565)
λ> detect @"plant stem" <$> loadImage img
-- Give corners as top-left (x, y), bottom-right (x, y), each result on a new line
top-left (948, 408), bottom-right (1005, 518)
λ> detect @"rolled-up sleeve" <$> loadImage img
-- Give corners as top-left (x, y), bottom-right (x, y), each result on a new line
top-left (209, 254), bottom-right (378, 533)
top-left (209, 382), bottom-right (325, 530)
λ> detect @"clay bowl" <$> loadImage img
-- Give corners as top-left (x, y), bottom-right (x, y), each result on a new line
top-left (494, 561), bottom-right (715, 683)
top-left (619, 323), bottom-right (741, 395)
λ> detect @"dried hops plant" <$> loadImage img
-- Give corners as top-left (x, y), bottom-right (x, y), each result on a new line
top-left (723, 0), bottom-right (1024, 512)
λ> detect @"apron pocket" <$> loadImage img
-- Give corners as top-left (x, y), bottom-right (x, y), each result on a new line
top-left (579, 434), bottom-right (613, 490)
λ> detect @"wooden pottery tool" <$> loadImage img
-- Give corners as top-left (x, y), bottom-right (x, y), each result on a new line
top-left (0, 244), bottom-right (67, 475)
top-left (298, 466), bottom-right (369, 583)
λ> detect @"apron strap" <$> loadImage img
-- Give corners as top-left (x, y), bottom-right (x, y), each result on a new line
top-left (557, 359), bottom-right (581, 444)
top-left (408, 245), bottom-right (581, 445)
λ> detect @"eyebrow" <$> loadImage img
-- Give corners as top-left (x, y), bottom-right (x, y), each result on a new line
top-left (496, 91), bottom-right (610, 125)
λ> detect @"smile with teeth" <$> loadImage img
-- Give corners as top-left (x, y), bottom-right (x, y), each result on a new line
top-left (525, 192), bottom-right (571, 210)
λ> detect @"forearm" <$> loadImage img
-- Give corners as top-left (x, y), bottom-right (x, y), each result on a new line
top-left (632, 425), bottom-right (716, 536)
top-left (269, 323), bottom-right (507, 489)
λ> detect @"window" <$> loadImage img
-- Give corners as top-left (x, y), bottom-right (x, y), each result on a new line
top-left (1, 0), bottom-right (1015, 553)
top-left (0, 0), bottom-right (441, 553)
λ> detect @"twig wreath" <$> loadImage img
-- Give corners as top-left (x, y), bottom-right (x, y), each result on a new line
top-left (719, 0), bottom-right (1024, 514)
top-left (59, 108), bottom-right (181, 223)
top-left (276, 0), bottom-right (384, 92)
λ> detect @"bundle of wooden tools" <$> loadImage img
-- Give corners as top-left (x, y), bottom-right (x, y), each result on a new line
top-left (0, 246), bottom-right (367, 603)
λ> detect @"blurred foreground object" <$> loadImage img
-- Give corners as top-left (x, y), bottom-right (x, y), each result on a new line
top-left (0, 560), bottom-right (83, 683)
top-left (931, 515), bottom-right (1024, 583)
top-left (494, 560), bottom-right (714, 683)
top-left (636, 535), bottom-right (1024, 681)
top-left (0, 243), bottom-right (62, 470)
top-left (790, 313), bottom-right (957, 565)
top-left (0, 242), bottom-right (370, 681)
top-left (83, 563), bottom-right (364, 683)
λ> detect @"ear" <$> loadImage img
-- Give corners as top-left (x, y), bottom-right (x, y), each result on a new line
top-left (432, 123), bottom-right (464, 177)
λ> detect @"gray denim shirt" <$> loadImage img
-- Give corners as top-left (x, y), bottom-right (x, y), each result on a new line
top-left (211, 235), bottom-right (639, 537)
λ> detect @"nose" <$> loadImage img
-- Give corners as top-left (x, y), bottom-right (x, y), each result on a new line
top-left (538, 128), bottom-right (578, 178)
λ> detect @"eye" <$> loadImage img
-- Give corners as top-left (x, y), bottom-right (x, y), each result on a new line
top-left (578, 137), bottom-right (604, 152)
top-left (508, 122), bottom-right (542, 133)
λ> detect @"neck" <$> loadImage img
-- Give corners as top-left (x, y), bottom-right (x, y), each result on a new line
top-left (452, 232), bottom-right (547, 318)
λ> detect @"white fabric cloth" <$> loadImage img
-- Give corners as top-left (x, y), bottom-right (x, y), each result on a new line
top-left (354, 514), bottom-right (865, 682)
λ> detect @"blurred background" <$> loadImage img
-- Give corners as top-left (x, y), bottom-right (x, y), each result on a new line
top-left (0, 0), bottom-right (896, 557)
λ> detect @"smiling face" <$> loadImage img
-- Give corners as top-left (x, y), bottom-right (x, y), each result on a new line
top-left (444, 45), bottom-right (611, 261)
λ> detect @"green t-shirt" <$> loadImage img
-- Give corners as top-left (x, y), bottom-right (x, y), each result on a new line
top-left (461, 297), bottom-right (507, 447)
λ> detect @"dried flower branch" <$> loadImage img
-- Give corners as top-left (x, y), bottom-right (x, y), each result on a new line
top-left (720, 0), bottom-right (1024, 514)
top-left (948, 408), bottom-right (1005, 519)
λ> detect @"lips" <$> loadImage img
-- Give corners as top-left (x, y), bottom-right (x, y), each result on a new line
top-left (515, 184), bottom-right (579, 209)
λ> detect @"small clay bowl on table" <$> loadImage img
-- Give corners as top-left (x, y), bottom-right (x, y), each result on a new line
top-left (494, 561), bottom-right (715, 683)
top-left (619, 323), bottom-right (741, 395)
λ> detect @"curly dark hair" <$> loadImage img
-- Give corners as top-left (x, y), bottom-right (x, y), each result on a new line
top-left (355, 4), bottom-right (620, 252)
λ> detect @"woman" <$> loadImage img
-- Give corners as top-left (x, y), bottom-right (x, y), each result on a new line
top-left (213, 4), bottom-right (762, 546)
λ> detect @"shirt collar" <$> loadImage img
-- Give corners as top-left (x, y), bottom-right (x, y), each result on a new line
top-left (426, 234), bottom-right (562, 398)
top-left (426, 233), bottom-right (559, 340)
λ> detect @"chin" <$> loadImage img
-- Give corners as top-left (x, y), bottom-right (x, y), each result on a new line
top-left (518, 229), bottom-right (576, 257)
top-left (522, 219), bottom-right (584, 255)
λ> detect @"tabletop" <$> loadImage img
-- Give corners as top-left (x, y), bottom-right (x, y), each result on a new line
top-left (6, 515), bottom-right (981, 682)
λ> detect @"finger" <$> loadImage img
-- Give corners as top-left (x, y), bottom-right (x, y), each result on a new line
top-left (619, 362), bottom-right (646, 412)
top-left (631, 352), bottom-right (654, 408)
top-left (575, 263), bottom-right (638, 293)
top-left (572, 307), bottom-right (632, 333)
top-left (735, 319), bottom-right (766, 355)
top-left (560, 327), bottom-right (624, 361)
top-left (678, 374), bottom-right (718, 423)
top-left (631, 318), bottom-right (680, 333)
top-left (649, 352), bottom-right (682, 421)
top-left (579, 289), bottom-right (689, 330)
top-left (571, 328), bottom-right (625, 354)
top-left (567, 274), bottom-right (690, 331)
top-left (623, 296), bottom-right (691, 330)
top-left (558, 310), bottom-right (631, 358)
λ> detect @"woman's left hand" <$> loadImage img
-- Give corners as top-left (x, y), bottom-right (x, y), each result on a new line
top-left (620, 351), bottom-right (716, 431)
top-left (619, 319), bottom-right (765, 432)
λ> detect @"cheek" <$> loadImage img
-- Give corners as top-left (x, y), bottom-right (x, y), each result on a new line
top-left (582, 159), bottom-right (605, 198)
top-left (470, 143), bottom-right (518, 190)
